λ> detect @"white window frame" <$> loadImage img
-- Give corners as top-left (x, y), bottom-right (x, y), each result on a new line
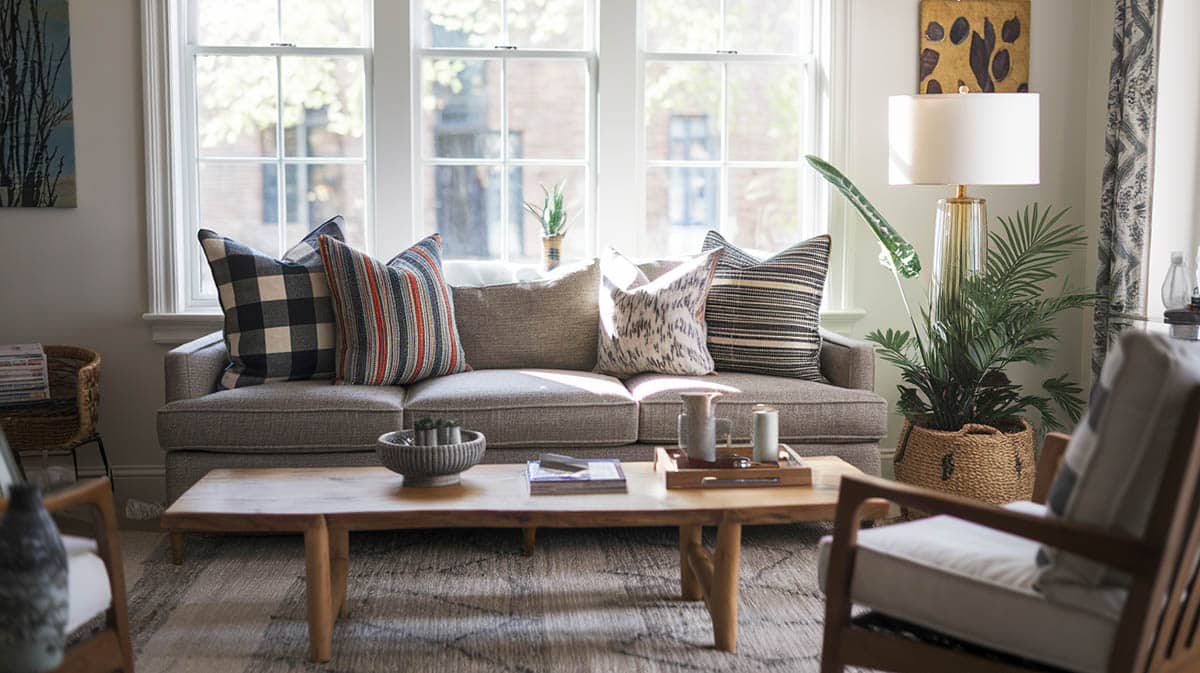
top-left (412, 0), bottom-right (599, 261)
top-left (141, 0), bottom-right (858, 342)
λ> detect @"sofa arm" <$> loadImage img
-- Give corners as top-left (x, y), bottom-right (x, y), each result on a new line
top-left (165, 331), bottom-right (227, 402)
top-left (819, 328), bottom-right (876, 391)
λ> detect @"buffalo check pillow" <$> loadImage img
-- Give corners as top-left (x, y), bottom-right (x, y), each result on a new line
top-left (318, 234), bottom-right (468, 385)
top-left (198, 216), bottom-right (344, 389)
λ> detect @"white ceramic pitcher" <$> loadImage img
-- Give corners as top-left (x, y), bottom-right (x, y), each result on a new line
top-left (677, 392), bottom-right (733, 462)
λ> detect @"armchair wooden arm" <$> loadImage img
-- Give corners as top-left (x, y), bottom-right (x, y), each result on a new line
top-left (0, 478), bottom-right (133, 673)
top-left (1032, 432), bottom-right (1070, 505)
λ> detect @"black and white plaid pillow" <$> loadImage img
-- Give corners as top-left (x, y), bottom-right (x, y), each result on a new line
top-left (198, 216), bottom-right (345, 389)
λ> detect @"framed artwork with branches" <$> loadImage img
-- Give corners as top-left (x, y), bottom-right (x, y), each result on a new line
top-left (1, 0), bottom-right (76, 208)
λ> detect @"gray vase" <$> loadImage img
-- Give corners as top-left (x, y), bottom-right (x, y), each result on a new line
top-left (0, 484), bottom-right (69, 673)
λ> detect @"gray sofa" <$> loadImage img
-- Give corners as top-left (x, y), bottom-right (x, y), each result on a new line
top-left (157, 263), bottom-right (888, 502)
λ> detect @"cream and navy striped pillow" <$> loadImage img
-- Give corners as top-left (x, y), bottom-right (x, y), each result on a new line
top-left (700, 231), bottom-right (830, 380)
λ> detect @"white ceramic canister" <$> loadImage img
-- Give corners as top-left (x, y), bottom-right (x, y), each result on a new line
top-left (750, 404), bottom-right (779, 463)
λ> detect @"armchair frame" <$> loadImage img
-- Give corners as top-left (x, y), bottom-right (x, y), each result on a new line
top-left (0, 478), bottom-right (133, 673)
top-left (821, 388), bottom-right (1200, 673)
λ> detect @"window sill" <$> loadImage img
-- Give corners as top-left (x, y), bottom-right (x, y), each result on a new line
top-left (143, 312), bottom-right (222, 345)
top-left (144, 308), bottom-right (868, 346)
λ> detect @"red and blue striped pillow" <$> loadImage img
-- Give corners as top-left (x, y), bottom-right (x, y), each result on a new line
top-left (317, 234), bottom-right (468, 385)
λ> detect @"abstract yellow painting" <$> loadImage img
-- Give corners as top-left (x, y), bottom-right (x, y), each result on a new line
top-left (919, 0), bottom-right (1031, 94)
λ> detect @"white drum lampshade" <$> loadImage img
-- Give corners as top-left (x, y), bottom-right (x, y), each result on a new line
top-left (888, 93), bottom-right (1040, 186)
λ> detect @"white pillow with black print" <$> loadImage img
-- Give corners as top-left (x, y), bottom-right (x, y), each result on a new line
top-left (1036, 331), bottom-right (1200, 618)
top-left (595, 247), bottom-right (722, 377)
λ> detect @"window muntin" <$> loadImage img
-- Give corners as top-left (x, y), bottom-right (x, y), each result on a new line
top-left (417, 1), bottom-right (595, 263)
top-left (641, 0), bottom-right (818, 256)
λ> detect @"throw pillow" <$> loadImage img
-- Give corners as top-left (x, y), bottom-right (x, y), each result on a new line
top-left (452, 259), bottom-right (601, 371)
top-left (595, 247), bottom-right (722, 377)
top-left (700, 231), bottom-right (831, 380)
top-left (198, 216), bottom-right (344, 389)
top-left (1036, 331), bottom-right (1200, 618)
top-left (318, 234), bottom-right (468, 385)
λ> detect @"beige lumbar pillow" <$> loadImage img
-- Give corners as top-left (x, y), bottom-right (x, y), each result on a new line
top-left (595, 247), bottom-right (723, 377)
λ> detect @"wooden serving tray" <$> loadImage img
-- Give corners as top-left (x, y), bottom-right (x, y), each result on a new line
top-left (654, 445), bottom-right (813, 489)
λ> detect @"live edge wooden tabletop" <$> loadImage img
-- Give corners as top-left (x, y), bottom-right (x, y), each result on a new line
top-left (161, 456), bottom-right (889, 533)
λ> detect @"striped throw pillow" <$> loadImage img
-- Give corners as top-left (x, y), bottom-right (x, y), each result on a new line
top-left (198, 216), bottom-right (345, 389)
top-left (700, 231), bottom-right (831, 380)
top-left (318, 234), bottom-right (468, 385)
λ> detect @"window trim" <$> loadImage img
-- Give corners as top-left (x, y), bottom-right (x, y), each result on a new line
top-left (142, 0), bottom-right (862, 343)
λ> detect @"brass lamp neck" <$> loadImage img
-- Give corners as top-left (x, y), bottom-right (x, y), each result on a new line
top-left (955, 184), bottom-right (967, 199)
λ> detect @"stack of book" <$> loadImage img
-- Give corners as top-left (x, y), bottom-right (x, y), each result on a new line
top-left (526, 454), bottom-right (628, 495)
top-left (0, 344), bottom-right (51, 406)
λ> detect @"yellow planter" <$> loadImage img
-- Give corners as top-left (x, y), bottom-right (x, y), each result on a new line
top-left (542, 235), bottom-right (564, 271)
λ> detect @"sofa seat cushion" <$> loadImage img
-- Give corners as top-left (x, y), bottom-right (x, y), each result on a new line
top-left (64, 535), bottom-right (111, 633)
top-left (403, 369), bottom-right (638, 448)
top-left (158, 380), bottom-right (406, 454)
top-left (817, 502), bottom-right (1120, 673)
top-left (626, 372), bottom-right (887, 444)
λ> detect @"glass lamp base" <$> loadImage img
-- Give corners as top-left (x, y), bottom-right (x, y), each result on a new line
top-left (930, 196), bottom-right (987, 321)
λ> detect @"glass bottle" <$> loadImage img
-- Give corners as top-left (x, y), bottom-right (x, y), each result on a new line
top-left (1163, 251), bottom-right (1191, 310)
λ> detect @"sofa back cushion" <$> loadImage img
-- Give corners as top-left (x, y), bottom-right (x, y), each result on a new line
top-left (1036, 331), bottom-right (1200, 617)
top-left (451, 260), bottom-right (601, 371)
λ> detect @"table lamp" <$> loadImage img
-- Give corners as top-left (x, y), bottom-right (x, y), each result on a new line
top-left (888, 89), bottom-right (1040, 317)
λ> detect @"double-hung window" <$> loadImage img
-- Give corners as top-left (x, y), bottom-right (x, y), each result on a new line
top-left (416, 1), bottom-right (596, 263)
top-left (146, 0), bottom-right (838, 327)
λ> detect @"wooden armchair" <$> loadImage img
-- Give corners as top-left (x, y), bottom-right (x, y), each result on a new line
top-left (0, 478), bottom-right (133, 673)
top-left (820, 388), bottom-right (1200, 673)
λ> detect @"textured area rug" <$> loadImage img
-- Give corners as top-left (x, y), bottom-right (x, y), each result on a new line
top-left (123, 525), bottom-right (833, 672)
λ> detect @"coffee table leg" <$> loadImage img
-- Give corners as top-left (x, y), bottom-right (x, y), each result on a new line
top-left (304, 518), bottom-right (334, 663)
top-left (169, 532), bottom-right (185, 565)
top-left (522, 527), bottom-right (536, 556)
top-left (679, 525), bottom-right (703, 600)
top-left (330, 527), bottom-right (349, 618)
top-left (679, 519), bottom-right (742, 652)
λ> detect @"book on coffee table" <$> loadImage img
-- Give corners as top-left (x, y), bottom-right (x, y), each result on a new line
top-left (526, 458), bottom-right (627, 495)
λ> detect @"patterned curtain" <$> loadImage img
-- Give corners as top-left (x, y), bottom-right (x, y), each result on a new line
top-left (1092, 0), bottom-right (1162, 374)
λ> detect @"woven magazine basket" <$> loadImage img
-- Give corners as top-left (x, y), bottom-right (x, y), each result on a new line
top-left (893, 418), bottom-right (1035, 507)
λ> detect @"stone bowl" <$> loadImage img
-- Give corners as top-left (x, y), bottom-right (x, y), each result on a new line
top-left (376, 430), bottom-right (486, 487)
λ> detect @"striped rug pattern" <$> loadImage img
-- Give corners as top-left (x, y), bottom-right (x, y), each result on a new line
top-left (117, 525), bottom-right (836, 672)
top-left (318, 234), bottom-right (467, 385)
top-left (701, 232), bottom-right (831, 381)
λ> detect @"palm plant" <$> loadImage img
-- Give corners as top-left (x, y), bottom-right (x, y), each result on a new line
top-left (805, 155), bottom-right (1095, 432)
top-left (524, 181), bottom-right (570, 238)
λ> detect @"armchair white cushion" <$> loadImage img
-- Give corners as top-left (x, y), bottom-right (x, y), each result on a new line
top-left (817, 501), bottom-right (1121, 673)
top-left (63, 534), bottom-right (112, 633)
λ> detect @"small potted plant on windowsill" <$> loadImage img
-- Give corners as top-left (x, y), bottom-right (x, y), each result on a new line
top-left (525, 181), bottom-right (571, 271)
top-left (805, 155), bottom-right (1095, 505)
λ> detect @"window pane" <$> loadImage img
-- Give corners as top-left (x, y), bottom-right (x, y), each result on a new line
top-left (644, 0), bottom-right (719, 52)
top-left (726, 168), bottom-right (801, 252)
top-left (424, 2), bottom-right (502, 48)
top-left (510, 166), bottom-right (586, 263)
top-left (507, 60), bottom-right (587, 160)
top-left (284, 163), bottom-right (366, 249)
top-left (199, 162), bottom-right (280, 256)
top-left (507, 0), bottom-right (587, 49)
top-left (196, 55), bottom-right (277, 158)
top-left (194, 0), bottom-right (276, 46)
top-left (283, 57), bottom-right (366, 158)
top-left (645, 166), bottom-right (718, 255)
top-left (725, 0), bottom-right (810, 55)
top-left (423, 165), bottom-right (503, 259)
top-left (645, 63), bottom-right (721, 161)
top-left (727, 64), bottom-right (803, 162)
top-left (281, 0), bottom-right (365, 47)
top-left (423, 59), bottom-right (502, 159)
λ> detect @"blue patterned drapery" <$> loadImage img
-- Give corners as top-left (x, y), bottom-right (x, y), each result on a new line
top-left (1092, 0), bottom-right (1161, 374)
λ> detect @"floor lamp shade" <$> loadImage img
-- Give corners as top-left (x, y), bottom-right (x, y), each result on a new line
top-left (888, 93), bottom-right (1040, 186)
top-left (887, 93), bottom-right (1040, 318)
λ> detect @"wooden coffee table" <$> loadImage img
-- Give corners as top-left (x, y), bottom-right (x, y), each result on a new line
top-left (161, 456), bottom-right (885, 662)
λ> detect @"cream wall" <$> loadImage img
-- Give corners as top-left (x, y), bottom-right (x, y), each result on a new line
top-left (0, 0), bottom-right (172, 504)
top-left (840, 0), bottom-right (1109, 468)
top-left (0, 0), bottom-right (1114, 503)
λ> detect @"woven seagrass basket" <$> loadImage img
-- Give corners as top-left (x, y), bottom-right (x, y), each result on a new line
top-left (893, 418), bottom-right (1035, 507)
